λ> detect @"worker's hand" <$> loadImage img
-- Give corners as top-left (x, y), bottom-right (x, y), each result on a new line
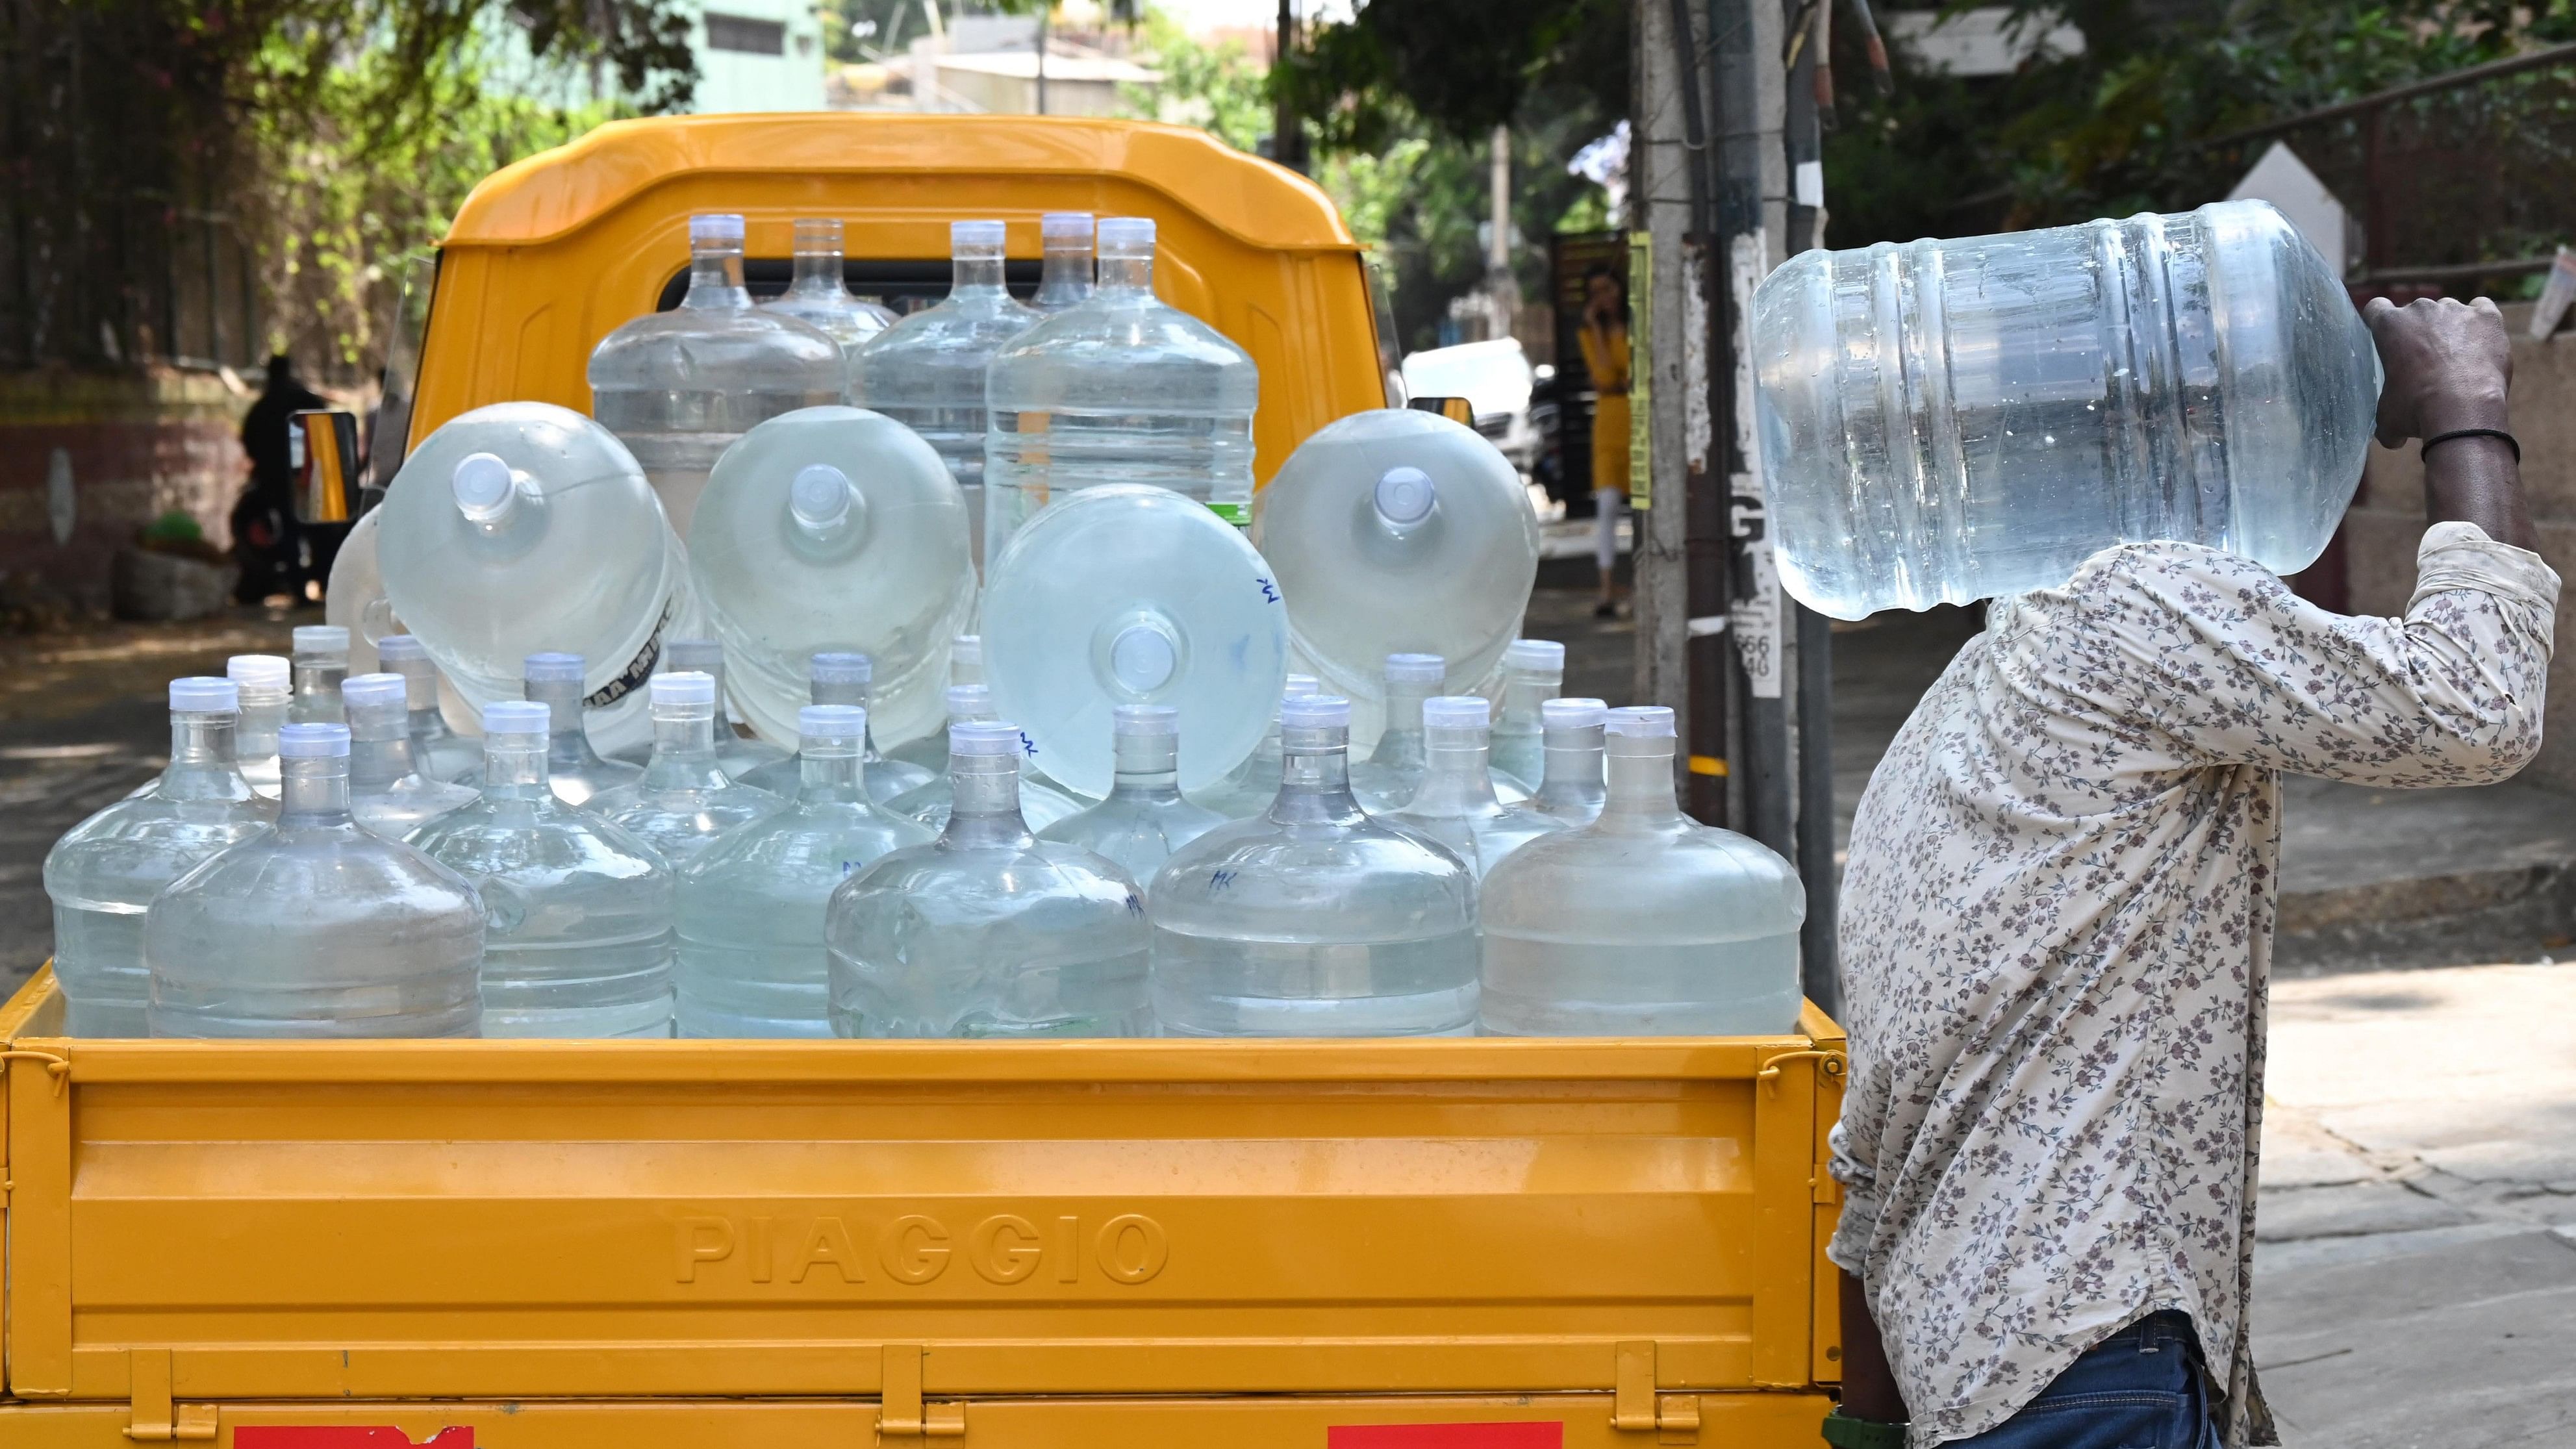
top-left (2366, 295), bottom-right (2511, 448)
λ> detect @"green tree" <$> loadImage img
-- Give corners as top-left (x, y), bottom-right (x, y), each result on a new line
top-left (0, 0), bottom-right (692, 373)
top-left (1269, 0), bottom-right (1627, 355)
top-left (1126, 10), bottom-right (1269, 153)
top-left (1825, 0), bottom-right (2576, 269)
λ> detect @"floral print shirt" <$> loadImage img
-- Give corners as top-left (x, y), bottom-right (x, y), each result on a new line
top-left (1828, 523), bottom-right (2559, 1447)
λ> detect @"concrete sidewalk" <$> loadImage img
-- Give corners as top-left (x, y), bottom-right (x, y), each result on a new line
top-left (2253, 960), bottom-right (2576, 1446)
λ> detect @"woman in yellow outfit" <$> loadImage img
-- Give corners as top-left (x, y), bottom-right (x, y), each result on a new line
top-left (1576, 264), bottom-right (1631, 618)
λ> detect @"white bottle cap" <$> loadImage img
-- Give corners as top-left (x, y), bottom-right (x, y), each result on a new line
top-left (952, 220), bottom-right (1006, 253)
top-left (951, 635), bottom-right (983, 666)
top-left (277, 723), bottom-right (351, 758)
top-left (524, 651), bottom-right (585, 683)
top-left (1505, 638), bottom-right (1565, 671)
top-left (341, 672), bottom-right (407, 710)
top-left (1542, 697), bottom-right (1609, 729)
top-left (169, 677), bottom-right (238, 714)
top-left (811, 651), bottom-right (872, 685)
top-left (789, 464), bottom-right (853, 528)
top-left (449, 452), bottom-right (514, 519)
top-left (1113, 703), bottom-right (1178, 737)
top-left (652, 670), bottom-right (717, 707)
top-left (664, 639), bottom-right (724, 674)
top-left (1042, 211), bottom-right (1096, 242)
top-left (483, 701), bottom-right (550, 736)
top-left (1281, 695), bottom-right (1352, 729)
top-left (1097, 216), bottom-right (1155, 257)
top-left (1604, 705), bottom-right (1678, 738)
top-left (375, 635), bottom-right (427, 664)
top-left (690, 213), bottom-right (746, 247)
top-left (800, 704), bottom-right (868, 738)
top-left (950, 720), bottom-right (1026, 757)
top-left (292, 625), bottom-right (349, 655)
top-left (228, 654), bottom-right (290, 690)
top-left (1384, 652), bottom-right (1445, 685)
top-left (1374, 466), bottom-right (1436, 525)
top-left (946, 683), bottom-right (992, 718)
top-left (1423, 695), bottom-right (1491, 729)
top-left (1109, 625), bottom-right (1178, 691)
top-left (1283, 674), bottom-right (1320, 699)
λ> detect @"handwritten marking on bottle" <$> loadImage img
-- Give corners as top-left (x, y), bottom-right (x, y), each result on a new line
top-left (1209, 868), bottom-right (1237, 894)
top-left (1256, 575), bottom-right (1281, 604)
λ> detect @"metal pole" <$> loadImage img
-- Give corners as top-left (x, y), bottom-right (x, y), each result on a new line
top-left (1632, 0), bottom-right (1710, 797)
top-left (1779, 0), bottom-right (1837, 1013)
top-left (1272, 0), bottom-right (1307, 173)
top-left (1706, 0), bottom-right (1786, 847)
top-left (1034, 4), bottom-right (1048, 114)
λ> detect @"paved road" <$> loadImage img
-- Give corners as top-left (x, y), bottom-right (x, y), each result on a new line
top-left (0, 606), bottom-right (306, 994)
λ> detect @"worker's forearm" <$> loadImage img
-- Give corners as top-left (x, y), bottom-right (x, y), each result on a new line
top-left (2419, 384), bottom-right (2536, 550)
top-left (1837, 1270), bottom-right (1908, 1423)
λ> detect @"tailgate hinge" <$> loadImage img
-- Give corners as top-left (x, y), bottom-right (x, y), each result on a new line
top-left (123, 1350), bottom-right (218, 1441)
top-left (1612, 1341), bottom-right (1701, 1444)
top-left (877, 1342), bottom-right (966, 1446)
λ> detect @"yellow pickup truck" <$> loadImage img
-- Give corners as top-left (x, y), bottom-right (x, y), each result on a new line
top-left (0, 114), bottom-right (1847, 1449)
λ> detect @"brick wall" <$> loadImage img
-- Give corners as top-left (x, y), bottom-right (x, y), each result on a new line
top-left (2340, 301), bottom-right (2576, 791)
top-left (0, 370), bottom-right (247, 614)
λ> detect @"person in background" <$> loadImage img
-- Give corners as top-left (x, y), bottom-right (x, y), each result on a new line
top-left (1824, 296), bottom-right (2554, 1449)
top-left (233, 353), bottom-right (326, 603)
top-left (1575, 264), bottom-right (1631, 619)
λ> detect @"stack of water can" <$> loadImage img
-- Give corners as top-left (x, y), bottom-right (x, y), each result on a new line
top-left (43, 207), bottom-right (1810, 1042)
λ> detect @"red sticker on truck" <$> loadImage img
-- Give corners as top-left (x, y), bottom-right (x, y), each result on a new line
top-left (234, 1430), bottom-right (474, 1449)
top-left (1328, 1423), bottom-right (1563, 1449)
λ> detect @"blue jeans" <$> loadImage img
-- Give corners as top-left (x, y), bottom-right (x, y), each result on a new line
top-left (1947, 1312), bottom-right (2223, 1449)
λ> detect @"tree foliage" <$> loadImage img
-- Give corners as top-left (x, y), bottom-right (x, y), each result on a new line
top-left (1826, 0), bottom-right (2576, 259)
top-left (0, 0), bottom-right (693, 373)
top-left (1259, 0), bottom-right (1626, 355)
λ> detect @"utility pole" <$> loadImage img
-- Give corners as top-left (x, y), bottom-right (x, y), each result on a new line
top-left (1034, 3), bottom-right (1049, 115)
top-left (1782, 0), bottom-right (1838, 1014)
top-left (1637, 0), bottom-right (1836, 1013)
top-left (1487, 125), bottom-right (1517, 340)
top-left (1272, 0), bottom-right (1309, 173)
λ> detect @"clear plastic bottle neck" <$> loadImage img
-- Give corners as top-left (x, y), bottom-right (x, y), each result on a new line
top-left (644, 707), bottom-right (730, 788)
top-left (1604, 738), bottom-right (1685, 824)
top-left (944, 752), bottom-right (1033, 846)
top-left (1038, 244), bottom-right (1094, 304)
top-left (481, 733), bottom-right (551, 796)
top-left (683, 242), bottom-right (751, 310)
top-left (1370, 681), bottom-right (1433, 765)
top-left (162, 712), bottom-right (251, 800)
top-left (291, 660), bottom-right (346, 720)
top-left (1273, 725), bottom-right (1365, 825)
top-left (1098, 250), bottom-right (1152, 296)
top-left (347, 703), bottom-right (418, 789)
top-left (952, 249), bottom-right (1008, 296)
top-left (1501, 670), bottom-right (1561, 724)
top-left (279, 754), bottom-right (354, 824)
top-left (790, 244), bottom-right (844, 296)
top-left (236, 688), bottom-right (288, 745)
top-left (1540, 724), bottom-right (1607, 799)
top-left (799, 738), bottom-right (866, 803)
top-left (1110, 731), bottom-right (1183, 801)
top-left (1415, 726), bottom-right (1503, 813)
